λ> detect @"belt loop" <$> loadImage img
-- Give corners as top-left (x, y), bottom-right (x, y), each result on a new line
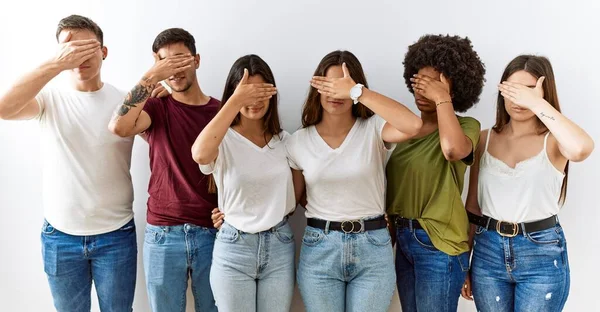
top-left (359, 219), bottom-right (365, 233)
top-left (519, 222), bottom-right (527, 236)
top-left (325, 221), bottom-right (330, 235)
top-left (408, 219), bottom-right (414, 232)
top-left (484, 217), bottom-right (491, 230)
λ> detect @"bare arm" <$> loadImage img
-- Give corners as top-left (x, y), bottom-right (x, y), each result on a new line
top-left (191, 68), bottom-right (277, 165)
top-left (0, 33), bottom-right (100, 120)
top-left (412, 73), bottom-right (473, 161)
top-left (109, 54), bottom-right (196, 137)
top-left (310, 62), bottom-right (422, 143)
top-left (500, 78), bottom-right (594, 162)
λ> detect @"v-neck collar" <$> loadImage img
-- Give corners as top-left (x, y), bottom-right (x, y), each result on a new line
top-left (229, 128), bottom-right (276, 152)
top-left (312, 118), bottom-right (360, 152)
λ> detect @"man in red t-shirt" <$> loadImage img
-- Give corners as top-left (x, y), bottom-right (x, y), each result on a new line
top-left (109, 28), bottom-right (219, 312)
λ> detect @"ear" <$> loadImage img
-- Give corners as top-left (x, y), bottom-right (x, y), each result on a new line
top-left (195, 54), bottom-right (200, 69)
top-left (101, 46), bottom-right (108, 60)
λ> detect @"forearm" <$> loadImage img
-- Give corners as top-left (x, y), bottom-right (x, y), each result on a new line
top-left (192, 96), bottom-right (242, 164)
top-left (109, 75), bottom-right (157, 136)
top-left (437, 101), bottom-right (472, 160)
top-left (530, 99), bottom-right (595, 161)
top-left (0, 60), bottom-right (62, 118)
top-left (359, 88), bottom-right (422, 135)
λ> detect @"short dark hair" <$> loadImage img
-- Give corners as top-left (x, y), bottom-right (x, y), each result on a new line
top-left (56, 15), bottom-right (103, 46)
top-left (152, 28), bottom-right (196, 55)
top-left (403, 34), bottom-right (486, 112)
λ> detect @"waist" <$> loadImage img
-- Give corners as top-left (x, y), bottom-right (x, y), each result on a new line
top-left (468, 211), bottom-right (559, 237)
top-left (307, 215), bottom-right (387, 233)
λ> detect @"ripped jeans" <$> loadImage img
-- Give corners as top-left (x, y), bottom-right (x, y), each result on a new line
top-left (471, 224), bottom-right (570, 312)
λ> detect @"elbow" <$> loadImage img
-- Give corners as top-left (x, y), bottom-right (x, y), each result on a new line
top-left (108, 122), bottom-right (131, 138)
top-left (567, 140), bottom-right (595, 162)
top-left (408, 118), bottom-right (423, 137)
top-left (441, 145), bottom-right (463, 162)
top-left (191, 143), bottom-right (209, 165)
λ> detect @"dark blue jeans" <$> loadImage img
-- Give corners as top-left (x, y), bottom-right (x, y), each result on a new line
top-left (471, 224), bottom-right (570, 312)
top-left (41, 218), bottom-right (137, 312)
top-left (395, 227), bottom-right (470, 312)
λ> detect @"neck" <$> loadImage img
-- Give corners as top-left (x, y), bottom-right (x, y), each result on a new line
top-left (172, 81), bottom-right (209, 105)
top-left (505, 118), bottom-right (538, 136)
top-left (318, 111), bottom-right (356, 134)
top-left (71, 75), bottom-right (103, 92)
top-left (420, 110), bottom-right (438, 125)
top-left (237, 117), bottom-right (265, 136)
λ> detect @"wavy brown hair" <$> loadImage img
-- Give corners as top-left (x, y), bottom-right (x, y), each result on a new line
top-left (493, 55), bottom-right (568, 205)
top-left (208, 54), bottom-right (282, 193)
top-left (301, 50), bottom-right (373, 127)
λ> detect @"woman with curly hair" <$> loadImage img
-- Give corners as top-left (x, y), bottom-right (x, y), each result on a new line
top-left (385, 34), bottom-right (486, 312)
top-left (461, 55), bottom-right (594, 311)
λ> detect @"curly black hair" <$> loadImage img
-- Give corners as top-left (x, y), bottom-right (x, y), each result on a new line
top-left (403, 34), bottom-right (486, 112)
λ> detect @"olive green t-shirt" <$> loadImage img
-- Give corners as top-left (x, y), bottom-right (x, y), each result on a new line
top-left (386, 116), bottom-right (480, 255)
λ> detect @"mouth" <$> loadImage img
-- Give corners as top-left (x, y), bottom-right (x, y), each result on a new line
top-left (327, 100), bottom-right (344, 106)
top-left (247, 106), bottom-right (264, 113)
top-left (511, 106), bottom-right (528, 113)
top-left (169, 76), bottom-right (185, 83)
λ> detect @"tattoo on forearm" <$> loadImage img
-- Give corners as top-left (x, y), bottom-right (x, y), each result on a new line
top-left (539, 112), bottom-right (556, 121)
top-left (117, 77), bottom-right (156, 116)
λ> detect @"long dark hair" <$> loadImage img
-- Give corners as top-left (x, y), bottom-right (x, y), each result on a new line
top-left (301, 50), bottom-right (373, 127)
top-left (493, 55), bottom-right (568, 205)
top-left (208, 54), bottom-right (282, 193)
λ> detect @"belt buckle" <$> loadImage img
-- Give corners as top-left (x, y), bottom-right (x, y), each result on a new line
top-left (496, 221), bottom-right (518, 237)
top-left (341, 220), bottom-right (362, 234)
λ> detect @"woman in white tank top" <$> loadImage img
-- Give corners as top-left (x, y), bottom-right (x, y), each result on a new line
top-left (461, 55), bottom-right (594, 312)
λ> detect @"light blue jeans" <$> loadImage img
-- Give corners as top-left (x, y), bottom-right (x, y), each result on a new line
top-left (297, 220), bottom-right (396, 312)
top-left (143, 223), bottom-right (217, 312)
top-left (210, 219), bottom-right (295, 312)
top-left (471, 224), bottom-right (570, 311)
top-left (41, 218), bottom-right (137, 312)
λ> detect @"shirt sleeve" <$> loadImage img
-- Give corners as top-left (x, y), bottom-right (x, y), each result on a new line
top-left (199, 135), bottom-right (225, 175)
top-left (34, 88), bottom-right (51, 121)
top-left (285, 132), bottom-right (302, 170)
top-left (142, 97), bottom-right (160, 133)
top-left (459, 116), bottom-right (481, 166)
top-left (371, 115), bottom-right (396, 151)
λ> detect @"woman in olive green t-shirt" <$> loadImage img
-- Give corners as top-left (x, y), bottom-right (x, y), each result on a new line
top-left (385, 34), bottom-right (485, 312)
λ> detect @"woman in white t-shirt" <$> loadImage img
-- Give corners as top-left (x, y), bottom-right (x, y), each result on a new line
top-left (192, 54), bottom-right (303, 312)
top-left (288, 50), bottom-right (423, 312)
top-left (461, 55), bottom-right (594, 311)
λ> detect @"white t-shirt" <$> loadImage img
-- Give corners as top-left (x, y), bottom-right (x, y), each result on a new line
top-left (199, 129), bottom-right (295, 233)
top-left (35, 83), bottom-right (134, 235)
top-left (286, 116), bottom-right (392, 221)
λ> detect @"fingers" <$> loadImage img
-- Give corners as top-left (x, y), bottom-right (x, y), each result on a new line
top-left (317, 90), bottom-right (336, 98)
top-left (500, 91), bottom-right (517, 102)
top-left (151, 84), bottom-right (167, 98)
top-left (536, 76), bottom-right (546, 89)
top-left (498, 84), bottom-right (517, 96)
top-left (214, 219), bottom-right (223, 229)
top-left (240, 68), bottom-right (249, 85)
top-left (70, 39), bottom-right (101, 47)
top-left (311, 76), bottom-right (333, 83)
top-left (342, 62), bottom-right (350, 78)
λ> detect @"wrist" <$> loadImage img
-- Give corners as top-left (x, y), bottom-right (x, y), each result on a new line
top-left (528, 98), bottom-right (549, 112)
top-left (143, 71), bottom-right (160, 85)
top-left (44, 59), bottom-right (66, 73)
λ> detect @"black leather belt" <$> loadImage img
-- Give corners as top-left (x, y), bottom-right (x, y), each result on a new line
top-left (390, 216), bottom-right (423, 229)
top-left (467, 211), bottom-right (559, 237)
top-left (307, 215), bottom-right (387, 233)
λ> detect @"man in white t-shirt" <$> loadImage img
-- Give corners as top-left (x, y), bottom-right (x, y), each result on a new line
top-left (0, 15), bottom-right (137, 311)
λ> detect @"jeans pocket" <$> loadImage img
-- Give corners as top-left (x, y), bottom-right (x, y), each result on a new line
top-left (144, 225), bottom-right (166, 245)
top-left (525, 227), bottom-right (561, 245)
top-left (216, 223), bottom-right (240, 244)
top-left (365, 228), bottom-right (392, 246)
top-left (457, 252), bottom-right (471, 272)
top-left (41, 220), bottom-right (56, 235)
top-left (412, 229), bottom-right (438, 251)
top-left (274, 223), bottom-right (295, 244)
top-left (302, 226), bottom-right (325, 247)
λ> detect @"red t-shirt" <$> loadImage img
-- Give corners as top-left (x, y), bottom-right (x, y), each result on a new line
top-left (143, 95), bottom-right (219, 227)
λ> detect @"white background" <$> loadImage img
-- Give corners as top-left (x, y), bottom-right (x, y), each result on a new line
top-left (0, 0), bottom-right (598, 311)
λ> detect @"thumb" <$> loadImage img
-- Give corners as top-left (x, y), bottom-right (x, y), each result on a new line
top-left (59, 31), bottom-right (72, 43)
top-left (239, 68), bottom-right (249, 85)
top-left (536, 76), bottom-right (546, 90)
top-left (342, 62), bottom-right (350, 78)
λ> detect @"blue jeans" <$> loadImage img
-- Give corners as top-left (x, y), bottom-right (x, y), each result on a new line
top-left (41, 218), bottom-right (137, 312)
top-left (471, 224), bottom-right (570, 312)
top-left (143, 223), bottom-right (217, 312)
top-left (395, 226), bottom-right (470, 312)
top-left (297, 221), bottom-right (396, 312)
top-left (210, 219), bottom-right (295, 312)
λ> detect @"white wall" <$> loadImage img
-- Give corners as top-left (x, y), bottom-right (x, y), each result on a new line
top-left (0, 0), bottom-right (598, 311)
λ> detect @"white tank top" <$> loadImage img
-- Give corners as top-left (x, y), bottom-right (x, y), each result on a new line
top-left (477, 131), bottom-right (565, 223)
